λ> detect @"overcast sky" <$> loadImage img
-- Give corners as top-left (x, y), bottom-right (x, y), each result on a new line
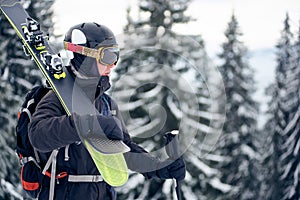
top-left (53, 0), bottom-right (300, 126)
top-left (54, 0), bottom-right (300, 52)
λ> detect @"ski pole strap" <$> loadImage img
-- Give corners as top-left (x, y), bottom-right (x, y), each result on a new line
top-left (68, 175), bottom-right (103, 182)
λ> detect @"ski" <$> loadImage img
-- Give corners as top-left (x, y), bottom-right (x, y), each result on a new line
top-left (0, 0), bottom-right (128, 187)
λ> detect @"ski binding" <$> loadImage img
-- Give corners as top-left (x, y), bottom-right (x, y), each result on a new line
top-left (21, 17), bottom-right (66, 80)
top-left (40, 52), bottom-right (66, 80)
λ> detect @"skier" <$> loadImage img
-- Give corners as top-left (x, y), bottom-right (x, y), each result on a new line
top-left (28, 22), bottom-right (186, 200)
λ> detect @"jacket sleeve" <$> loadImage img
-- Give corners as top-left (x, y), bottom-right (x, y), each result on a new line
top-left (28, 91), bottom-right (81, 152)
top-left (123, 129), bottom-right (160, 177)
top-left (111, 99), bottom-right (160, 176)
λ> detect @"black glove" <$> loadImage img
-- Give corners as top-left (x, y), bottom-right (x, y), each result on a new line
top-left (145, 157), bottom-right (186, 181)
top-left (73, 113), bottom-right (123, 141)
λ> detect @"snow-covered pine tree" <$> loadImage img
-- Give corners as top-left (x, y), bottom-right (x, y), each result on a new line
top-left (216, 14), bottom-right (261, 200)
top-left (280, 14), bottom-right (300, 200)
top-left (258, 107), bottom-right (271, 199)
top-left (0, 10), bottom-right (21, 200)
top-left (261, 13), bottom-right (295, 200)
top-left (112, 0), bottom-right (227, 199)
top-left (260, 83), bottom-right (282, 200)
top-left (0, 0), bottom-right (56, 198)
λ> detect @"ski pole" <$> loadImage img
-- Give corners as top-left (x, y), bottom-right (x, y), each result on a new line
top-left (164, 130), bottom-right (183, 200)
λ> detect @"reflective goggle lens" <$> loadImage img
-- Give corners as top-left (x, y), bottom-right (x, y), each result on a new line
top-left (98, 47), bottom-right (119, 66)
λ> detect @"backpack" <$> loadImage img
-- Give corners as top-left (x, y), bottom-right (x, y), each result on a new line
top-left (16, 85), bottom-right (115, 199)
top-left (16, 85), bottom-right (50, 198)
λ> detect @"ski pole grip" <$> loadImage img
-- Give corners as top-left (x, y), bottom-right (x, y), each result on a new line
top-left (164, 130), bottom-right (180, 159)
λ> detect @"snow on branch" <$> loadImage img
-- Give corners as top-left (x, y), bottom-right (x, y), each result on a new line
top-left (209, 177), bottom-right (232, 193)
top-left (187, 154), bottom-right (218, 177)
top-left (129, 118), bottom-right (162, 137)
top-left (166, 95), bottom-right (183, 119)
top-left (284, 106), bottom-right (300, 135)
top-left (118, 99), bottom-right (145, 111)
top-left (0, 179), bottom-right (22, 200)
top-left (184, 118), bottom-right (216, 134)
top-left (137, 84), bottom-right (162, 99)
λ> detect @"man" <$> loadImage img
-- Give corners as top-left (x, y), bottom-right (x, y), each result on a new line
top-left (28, 22), bottom-right (185, 200)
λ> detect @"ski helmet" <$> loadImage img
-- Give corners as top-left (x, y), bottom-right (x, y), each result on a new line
top-left (64, 22), bottom-right (118, 71)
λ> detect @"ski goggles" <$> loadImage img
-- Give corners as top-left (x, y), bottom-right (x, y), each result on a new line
top-left (64, 42), bottom-right (119, 66)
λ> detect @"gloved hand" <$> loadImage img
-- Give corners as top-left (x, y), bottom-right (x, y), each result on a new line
top-left (145, 157), bottom-right (186, 181)
top-left (72, 113), bottom-right (123, 141)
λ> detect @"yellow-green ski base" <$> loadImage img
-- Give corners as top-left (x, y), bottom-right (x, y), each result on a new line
top-left (84, 141), bottom-right (128, 187)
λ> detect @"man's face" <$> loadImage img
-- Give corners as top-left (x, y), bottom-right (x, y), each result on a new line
top-left (97, 62), bottom-right (115, 76)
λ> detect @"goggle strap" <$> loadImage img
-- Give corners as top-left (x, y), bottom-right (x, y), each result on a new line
top-left (64, 42), bottom-right (99, 59)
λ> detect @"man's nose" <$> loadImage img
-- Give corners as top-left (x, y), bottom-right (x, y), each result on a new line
top-left (109, 64), bottom-right (115, 68)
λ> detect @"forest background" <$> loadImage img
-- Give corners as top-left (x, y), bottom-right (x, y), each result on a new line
top-left (1, 0), bottom-right (300, 199)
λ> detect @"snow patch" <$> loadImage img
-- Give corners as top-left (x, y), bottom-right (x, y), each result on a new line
top-left (0, 179), bottom-right (22, 200)
top-left (241, 144), bottom-right (257, 159)
top-left (188, 155), bottom-right (218, 177)
top-left (209, 177), bottom-right (232, 193)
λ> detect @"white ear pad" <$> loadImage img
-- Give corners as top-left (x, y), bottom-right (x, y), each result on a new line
top-left (59, 49), bottom-right (74, 65)
top-left (71, 29), bottom-right (87, 44)
top-left (65, 50), bottom-right (74, 59)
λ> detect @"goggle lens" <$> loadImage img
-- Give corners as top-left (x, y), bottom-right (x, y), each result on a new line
top-left (99, 47), bottom-right (119, 66)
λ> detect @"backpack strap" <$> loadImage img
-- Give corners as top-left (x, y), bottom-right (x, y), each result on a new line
top-left (49, 149), bottom-right (58, 200)
top-left (41, 149), bottom-right (59, 200)
top-left (64, 144), bottom-right (70, 161)
top-left (18, 91), bottom-right (43, 166)
top-left (41, 147), bottom-right (103, 200)
top-left (19, 95), bottom-right (36, 122)
top-left (20, 156), bottom-right (40, 168)
top-left (34, 149), bottom-right (41, 163)
top-left (68, 175), bottom-right (103, 182)
top-left (25, 96), bottom-right (43, 163)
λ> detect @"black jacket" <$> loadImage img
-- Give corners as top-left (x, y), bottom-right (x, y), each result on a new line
top-left (28, 90), bottom-right (159, 200)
